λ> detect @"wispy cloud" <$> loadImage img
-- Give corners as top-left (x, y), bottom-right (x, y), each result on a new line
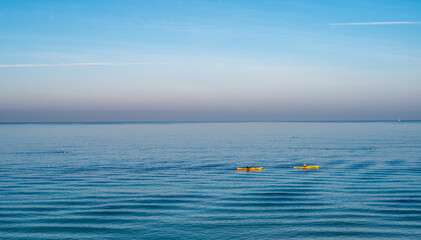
top-left (329, 21), bottom-right (421, 26)
top-left (0, 62), bottom-right (166, 68)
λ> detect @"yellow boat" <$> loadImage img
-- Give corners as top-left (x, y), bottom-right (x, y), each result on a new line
top-left (237, 167), bottom-right (263, 171)
top-left (294, 166), bottom-right (319, 169)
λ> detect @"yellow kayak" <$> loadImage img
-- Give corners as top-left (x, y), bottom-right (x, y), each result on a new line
top-left (294, 166), bottom-right (319, 169)
top-left (237, 167), bottom-right (263, 171)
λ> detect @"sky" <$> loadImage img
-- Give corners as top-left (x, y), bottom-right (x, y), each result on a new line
top-left (0, 0), bottom-right (420, 122)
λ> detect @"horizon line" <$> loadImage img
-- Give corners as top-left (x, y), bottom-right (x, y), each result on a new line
top-left (0, 120), bottom-right (417, 124)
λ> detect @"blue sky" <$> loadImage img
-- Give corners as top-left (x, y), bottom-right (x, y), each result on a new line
top-left (0, 0), bottom-right (420, 121)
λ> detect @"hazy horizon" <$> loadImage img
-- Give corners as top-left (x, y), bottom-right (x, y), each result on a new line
top-left (1, 0), bottom-right (420, 122)
top-left (0, 109), bottom-right (417, 122)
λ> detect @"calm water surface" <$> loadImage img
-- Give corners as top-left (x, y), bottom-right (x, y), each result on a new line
top-left (0, 122), bottom-right (420, 239)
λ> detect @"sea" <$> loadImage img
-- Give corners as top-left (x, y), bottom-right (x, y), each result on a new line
top-left (0, 122), bottom-right (420, 239)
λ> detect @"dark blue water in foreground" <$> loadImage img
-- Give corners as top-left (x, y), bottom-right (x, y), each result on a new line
top-left (0, 122), bottom-right (420, 239)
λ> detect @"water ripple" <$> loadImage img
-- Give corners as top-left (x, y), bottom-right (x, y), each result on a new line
top-left (1, 122), bottom-right (421, 239)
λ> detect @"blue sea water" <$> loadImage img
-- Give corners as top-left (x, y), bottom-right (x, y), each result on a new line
top-left (0, 122), bottom-right (420, 239)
